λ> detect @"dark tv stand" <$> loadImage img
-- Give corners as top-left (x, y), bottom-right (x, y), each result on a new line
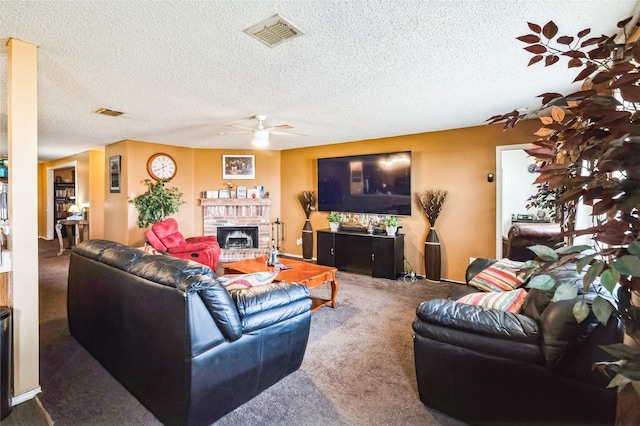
top-left (316, 229), bottom-right (404, 279)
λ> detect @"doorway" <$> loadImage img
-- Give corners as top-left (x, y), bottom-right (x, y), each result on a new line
top-left (495, 144), bottom-right (538, 259)
top-left (46, 162), bottom-right (77, 240)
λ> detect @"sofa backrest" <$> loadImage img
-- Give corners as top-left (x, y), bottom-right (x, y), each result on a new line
top-left (70, 239), bottom-right (242, 342)
top-left (150, 218), bottom-right (187, 249)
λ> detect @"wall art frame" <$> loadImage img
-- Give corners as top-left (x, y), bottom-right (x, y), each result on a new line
top-left (222, 154), bottom-right (255, 180)
top-left (109, 155), bottom-right (122, 193)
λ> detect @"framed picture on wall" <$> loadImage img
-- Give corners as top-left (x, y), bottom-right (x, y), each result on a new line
top-left (222, 154), bottom-right (255, 179)
top-left (109, 155), bottom-right (122, 193)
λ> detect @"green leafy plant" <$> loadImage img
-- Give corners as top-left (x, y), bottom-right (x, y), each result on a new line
top-left (327, 211), bottom-right (342, 223)
top-left (129, 178), bottom-right (184, 228)
top-left (383, 216), bottom-right (400, 227)
top-left (488, 17), bottom-right (640, 394)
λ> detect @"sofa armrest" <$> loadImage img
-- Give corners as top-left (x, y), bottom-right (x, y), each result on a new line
top-left (413, 299), bottom-right (544, 363)
top-left (465, 258), bottom-right (496, 283)
top-left (166, 242), bottom-right (208, 254)
top-left (231, 282), bottom-right (311, 333)
top-left (186, 236), bottom-right (218, 245)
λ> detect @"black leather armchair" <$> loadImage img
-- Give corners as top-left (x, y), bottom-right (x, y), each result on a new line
top-left (505, 222), bottom-right (563, 261)
top-left (412, 260), bottom-right (624, 425)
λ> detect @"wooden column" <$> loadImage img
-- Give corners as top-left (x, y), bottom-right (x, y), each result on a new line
top-left (7, 38), bottom-right (41, 402)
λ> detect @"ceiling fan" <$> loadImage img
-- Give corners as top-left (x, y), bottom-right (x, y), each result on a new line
top-left (223, 114), bottom-right (304, 147)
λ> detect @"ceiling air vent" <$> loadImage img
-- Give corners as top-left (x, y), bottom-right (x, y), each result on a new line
top-left (94, 107), bottom-right (124, 117)
top-left (244, 14), bottom-right (303, 48)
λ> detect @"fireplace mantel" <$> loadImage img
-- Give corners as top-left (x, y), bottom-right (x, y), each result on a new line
top-left (201, 198), bottom-right (271, 262)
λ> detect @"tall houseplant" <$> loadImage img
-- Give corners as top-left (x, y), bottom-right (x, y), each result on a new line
top-left (488, 17), bottom-right (640, 412)
top-left (129, 178), bottom-right (184, 228)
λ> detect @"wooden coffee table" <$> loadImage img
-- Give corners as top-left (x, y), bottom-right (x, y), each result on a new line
top-left (223, 256), bottom-right (339, 313)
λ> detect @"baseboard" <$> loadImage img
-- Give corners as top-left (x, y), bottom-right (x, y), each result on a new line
top-left (12, 386), bottom-right (42, 406)
top-left (441, 278), bottom-right (465, 285)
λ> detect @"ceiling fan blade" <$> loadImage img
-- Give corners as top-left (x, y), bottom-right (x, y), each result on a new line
top-left (227, 124), bottom-right (255, 131)
top-left (214, 130), bottom-right (253, 135)
top-left (270, 130), bottom-right (306, 137)
top-left (263, 124), bottom-right (293, 131)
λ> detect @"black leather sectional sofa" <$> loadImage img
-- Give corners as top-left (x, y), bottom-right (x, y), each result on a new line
top-left (67, 239), bottom-right (312, 425)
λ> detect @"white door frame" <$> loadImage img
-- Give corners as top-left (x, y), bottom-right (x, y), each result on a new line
top-left (495, 143), bottom-right (533, 259)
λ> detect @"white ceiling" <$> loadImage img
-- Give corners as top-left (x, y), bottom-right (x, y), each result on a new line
top-left (1, 0), bottom-right (639, 162)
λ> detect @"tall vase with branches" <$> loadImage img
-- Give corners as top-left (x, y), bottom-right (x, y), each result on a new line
top-left (298, 190), bottom-right (316, 260)
top-left (415, 189), bottom-right (448, 282)
top-left (487, 16), bottom-right (640, 420)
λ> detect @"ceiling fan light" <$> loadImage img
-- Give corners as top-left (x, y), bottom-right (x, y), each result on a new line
top-left (251, 130), bottom-right (270, 147)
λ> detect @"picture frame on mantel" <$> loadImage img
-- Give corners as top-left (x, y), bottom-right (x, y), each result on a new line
top-left (109, 155), bottom-right (121, 193)
top-left (222, 154), bottom-right (255, 179)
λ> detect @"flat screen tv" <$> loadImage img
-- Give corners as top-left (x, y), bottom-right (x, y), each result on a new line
top-left (317, 151), bottom-right (411, 216)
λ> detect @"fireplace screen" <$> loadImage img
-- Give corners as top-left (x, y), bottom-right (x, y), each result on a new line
top-left (217, 226), bottom-right (259, 249)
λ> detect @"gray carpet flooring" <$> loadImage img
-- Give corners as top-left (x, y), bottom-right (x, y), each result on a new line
top-left (35, 239), bottom-right (466, 425)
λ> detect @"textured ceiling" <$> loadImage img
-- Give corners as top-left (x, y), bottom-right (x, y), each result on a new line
top-left (1, 1), bottom-right (639, 161)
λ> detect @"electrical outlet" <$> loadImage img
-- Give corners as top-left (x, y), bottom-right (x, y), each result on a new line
top-left (470, 257), bottom-right (476, 264)
top-left (296, 238), bottom-right (302, 245)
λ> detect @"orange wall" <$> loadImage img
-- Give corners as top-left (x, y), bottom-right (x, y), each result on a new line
top-left (103, 140), bottom-right (282, 246)
top-left (40, 121), bottom-right (538, 282)
top-left (281, 120), bottom-right (539, 282)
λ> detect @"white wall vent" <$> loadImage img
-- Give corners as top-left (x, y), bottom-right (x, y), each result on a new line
top-left (244, 14), bottom-right (303, 48)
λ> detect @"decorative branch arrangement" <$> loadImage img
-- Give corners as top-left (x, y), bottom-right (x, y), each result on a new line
top-left (415, 189), bottom-right (448, 227)
top-left (298, 190), bottom-right (316, 218)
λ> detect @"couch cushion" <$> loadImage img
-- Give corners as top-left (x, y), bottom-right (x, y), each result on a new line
top-left (457, 288), bottom-right (528, 313)
top-left (520, 288), bottom-right (554, 321)
top-left (129, 255), bottom-right (214, 288)
top-left (468, 258), bottom-right (526, 292)
top-left (72, 239), bottom-right (123, 260)
top-left (218, 272), bottom-right (278, 291)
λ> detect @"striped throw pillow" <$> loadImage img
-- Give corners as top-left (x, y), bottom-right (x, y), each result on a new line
top-left (468, 258), bottom-right (525, 292)
top-left (457, 288), bottom-right (528, 313)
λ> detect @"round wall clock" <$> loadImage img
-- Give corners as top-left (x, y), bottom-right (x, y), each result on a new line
top-left (147, 153), bottom-right (177, 180)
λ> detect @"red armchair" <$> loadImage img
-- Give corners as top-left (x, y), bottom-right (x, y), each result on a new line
top-left (145, 218), bottom-right (221, 270)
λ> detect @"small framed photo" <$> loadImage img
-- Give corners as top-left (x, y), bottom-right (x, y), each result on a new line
top-left (219, 189), bottom-right (231, 199)
top-left (247, 188), bottom-right (260, 199)
top-left (237, 185), bottom-right (247, 198)
top-left (109, 155), bottom-right (122, 193)
top-left (223, 154), bottom-right (255, 180)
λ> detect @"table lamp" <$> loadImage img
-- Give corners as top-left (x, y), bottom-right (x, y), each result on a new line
top-left (67, 204), bottom-right (81, 219)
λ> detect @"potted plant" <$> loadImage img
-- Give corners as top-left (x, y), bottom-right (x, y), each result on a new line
top-left (327, 211), bottom-right (341, 232)
top-left (383, 216), bottom-right (399, 236)
top-left (488, 16), bottom-right (640, 417)
top-left (129, 178), bottom-right (184, 228)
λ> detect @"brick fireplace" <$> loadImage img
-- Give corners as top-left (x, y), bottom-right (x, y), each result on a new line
top-left (201, 198), bottom-right (271, 262)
